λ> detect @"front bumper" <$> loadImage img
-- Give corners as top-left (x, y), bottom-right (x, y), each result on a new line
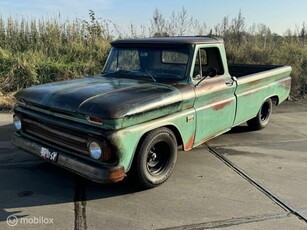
top-left (11, 133), bottom-right (125, 183)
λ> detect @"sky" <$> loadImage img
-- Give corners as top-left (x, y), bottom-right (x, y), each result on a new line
top-left (0, 0), bottom-right (306, 35)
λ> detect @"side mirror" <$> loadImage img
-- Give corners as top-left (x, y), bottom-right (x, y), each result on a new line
top-left (204, 67), bottom-right (217, 78)
top-left (196, 67), bottom-right (218, 87)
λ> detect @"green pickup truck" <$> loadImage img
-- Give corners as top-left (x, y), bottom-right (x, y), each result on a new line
top-left (12, 36), bottom-right (291, 188)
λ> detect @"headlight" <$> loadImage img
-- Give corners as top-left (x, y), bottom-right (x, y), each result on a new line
top-left (13, 115), bottom-right (22, 130)
top-left (88, 141), bottom-right (102, 159)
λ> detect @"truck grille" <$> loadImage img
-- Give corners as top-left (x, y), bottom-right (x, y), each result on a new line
top-left (22, 118), bottom-right (89, 155)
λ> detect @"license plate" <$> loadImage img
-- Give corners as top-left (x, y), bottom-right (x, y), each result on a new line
top-left (40, 147), bottom-right (58, 162)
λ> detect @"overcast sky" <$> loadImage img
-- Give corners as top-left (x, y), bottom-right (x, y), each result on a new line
top-left (0, 0), bottom-right (306, 35)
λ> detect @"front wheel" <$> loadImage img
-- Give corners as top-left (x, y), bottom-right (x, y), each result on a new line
top-left (247, 98), bottom-right (273, 130)
top-left (134, 127), bottom-right (177, 189)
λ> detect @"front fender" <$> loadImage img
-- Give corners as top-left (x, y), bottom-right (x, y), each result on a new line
top-left (108, 108), bottom-right (196, 172)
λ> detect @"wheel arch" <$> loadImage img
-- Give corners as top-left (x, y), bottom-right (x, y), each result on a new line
top-left (165, 125), bottom-right (184, 148)
top-left (128, 125), bottom-right (184, 172)
top-left (270, 95), bottom-right (279, 105)
top-left (136, 125), bottom-right (184, 154)
top-left (247, 96), bottom-right (274, 130)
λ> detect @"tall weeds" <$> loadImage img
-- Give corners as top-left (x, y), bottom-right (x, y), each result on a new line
top-left (0, 9), bottom-right (306, 97)
top-left (0, 11), bottom-right (111, 92)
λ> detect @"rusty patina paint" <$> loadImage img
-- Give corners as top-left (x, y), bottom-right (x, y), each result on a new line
top-left (184, 135), bottom-right (195, 151)
top-left (12, 37), bottom-right (292, 183)
top-left (212, 99), bottom-right (232, 111)
top-left (277, 77), bottom-right (292, 93)
top-left (16, 77), bottom-right (183, 120)
top-left (233, 66), bottom-right (291, 126)
top-left (193, 72), bottom-right (236, 145)
top-left (247, 78), bottom-right (263, 86)
top-left (195, 76), bottom-right (226, 95)
top-left (106, 167), bottom-right (126, 183)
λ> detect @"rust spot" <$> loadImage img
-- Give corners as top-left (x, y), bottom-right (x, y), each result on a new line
top-left (173, 84), bottom-right (194, 93)
top-left (212, 100), bottom-right (231, 111)
top-left (184, 135), bottom-right (195, 151)
top-left (106, 166), bottom-right (126, 183)
top-left (247, 79), bottom-right (262, 86)
top-left (196, 77), bottom-right (226, 94)
top-left (278, 78), bottom-right (291, 90)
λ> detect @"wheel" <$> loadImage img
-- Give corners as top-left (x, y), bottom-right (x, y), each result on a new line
top-left (247, 98), bottom-right (273, 130)
top-left (134, 127), bottom-right (177, 189)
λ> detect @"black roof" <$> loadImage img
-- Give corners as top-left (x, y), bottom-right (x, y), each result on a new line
top-left (111, 36), bottom-right (224, 47)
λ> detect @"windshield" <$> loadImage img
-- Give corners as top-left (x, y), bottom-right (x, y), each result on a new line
top-left (102, 47), bottom-right (190, 81)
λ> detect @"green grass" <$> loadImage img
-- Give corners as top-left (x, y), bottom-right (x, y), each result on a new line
top-left (0, 13), bottom-right (111, 93)
top-left (225, 36), bottom-right (307, 98)
top-left (0, 10), bottom-right (306, 98)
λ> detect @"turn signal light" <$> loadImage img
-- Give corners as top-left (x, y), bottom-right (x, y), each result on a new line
top-left (86, 116), bottom-right (103, 124)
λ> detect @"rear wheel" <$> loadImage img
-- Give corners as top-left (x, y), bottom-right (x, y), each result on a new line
top-left (247, 98), bottom-right (273, 130)
top-left (134, 127), bottom-right (177, 189)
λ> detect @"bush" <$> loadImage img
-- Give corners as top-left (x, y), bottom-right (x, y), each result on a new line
top-left (0, 10), bottom-right (306, 98)
top-left (0, 12), bottom-right (111, 93)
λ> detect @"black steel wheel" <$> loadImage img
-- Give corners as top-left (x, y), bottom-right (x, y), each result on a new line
top-left (134, 127), bottom-right (177, 189)
top-left (247, 98), bottom-right (273, 130)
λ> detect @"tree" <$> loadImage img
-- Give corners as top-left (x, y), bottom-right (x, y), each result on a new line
top-left (300, 22), bottom-right (306, 46)
top-left (257, 24), bottom-right (272, 48)
top-left (230, 10), bottom-right (245, 45)
top-left (150, 8), bottom-right (168, 37)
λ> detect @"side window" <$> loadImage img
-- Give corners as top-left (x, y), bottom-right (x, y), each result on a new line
top-left (193, 49), bottom-right (207, 78)
top-left (200, 49), bottom-right (207, 65)
top-left (193, 47), bottom-right (224, 79)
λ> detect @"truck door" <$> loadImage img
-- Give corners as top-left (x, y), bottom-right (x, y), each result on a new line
top-left (192, 46), bottom-right (237, 146)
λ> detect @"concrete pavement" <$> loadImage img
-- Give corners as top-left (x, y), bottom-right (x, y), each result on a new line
top-left (0, 101), bottom-right (306, 229)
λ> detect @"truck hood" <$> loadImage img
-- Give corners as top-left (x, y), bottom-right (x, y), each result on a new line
top-left (16, 76), bottom-right (183, 119)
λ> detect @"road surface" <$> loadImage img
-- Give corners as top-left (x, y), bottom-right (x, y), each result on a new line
top-left (0, 100), bottom-right (306, 229)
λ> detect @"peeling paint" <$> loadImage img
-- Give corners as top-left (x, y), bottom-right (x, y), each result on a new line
top-left (11, 37), bottom-right (293, 185)
top-left (212, 100), bottom-right (232, 111)
top-left (247, 78), bottom-right (263, 86)
top-left (278, 77), bottom-right (291, 90)
top-left (184, 135), bottom-right (195, 151)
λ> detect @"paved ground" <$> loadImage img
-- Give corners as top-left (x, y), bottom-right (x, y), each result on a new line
top-left (0, 100), bottom-right (307, 229)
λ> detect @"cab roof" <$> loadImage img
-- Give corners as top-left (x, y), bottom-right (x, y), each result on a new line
top-left (111, 36), bottom-right (224, 47)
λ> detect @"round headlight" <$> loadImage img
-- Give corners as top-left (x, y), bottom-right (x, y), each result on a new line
top-left (13, 115), bottom-right (22, 130)
top-left (88, 141), bottom-right (102, 160)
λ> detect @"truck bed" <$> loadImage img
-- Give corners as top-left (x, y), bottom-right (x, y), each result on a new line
top-left (228, 64), bottom-right (284, 78)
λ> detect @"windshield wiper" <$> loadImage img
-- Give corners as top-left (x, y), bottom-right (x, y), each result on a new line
top-left (143, 68), bottom-right (156, 82)
top-left (102, 69), bottom-right (131, 76)
top-left (102, 69), bottom-right (157, 82)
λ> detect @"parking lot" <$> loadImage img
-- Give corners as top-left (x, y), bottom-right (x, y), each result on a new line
top-left (0, 100), bottom-right (307, 229)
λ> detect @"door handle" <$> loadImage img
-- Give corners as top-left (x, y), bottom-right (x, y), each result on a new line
top-left (225, 76), bottom-right (237, 86)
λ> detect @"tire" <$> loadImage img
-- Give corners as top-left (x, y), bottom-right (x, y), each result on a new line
top-left (247, 98), bottom-right (273, 130)
top-left (134, 127), bottom-right (177, 189)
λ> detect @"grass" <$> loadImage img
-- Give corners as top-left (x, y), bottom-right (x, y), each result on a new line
top-left (0, 10), bottom-right (306, 111)
top-left (0, 13), bottom-right (111, 94)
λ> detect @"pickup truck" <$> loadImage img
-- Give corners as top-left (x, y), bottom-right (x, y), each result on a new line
top-left (12, 36), bottom-right (291, 188)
